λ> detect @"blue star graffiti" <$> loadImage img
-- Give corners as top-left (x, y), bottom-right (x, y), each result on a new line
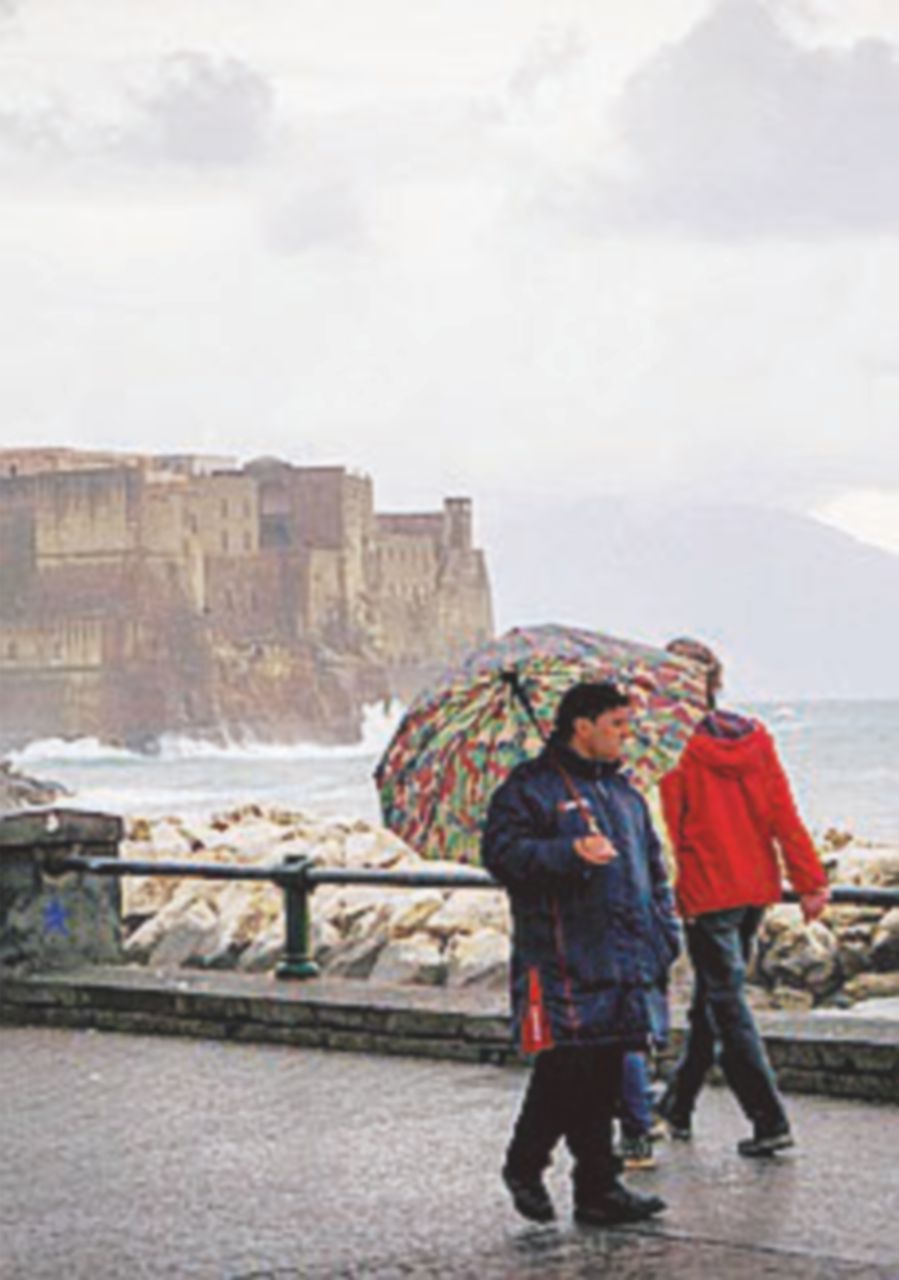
top-left (43, 895), bottom-right (70, 938)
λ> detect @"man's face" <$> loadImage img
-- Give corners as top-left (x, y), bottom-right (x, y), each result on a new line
top-left (571, 707), bottom-right (631, 762)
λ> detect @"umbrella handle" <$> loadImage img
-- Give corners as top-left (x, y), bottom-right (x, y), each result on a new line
top-left (500, 669), bottom-right (547, 741)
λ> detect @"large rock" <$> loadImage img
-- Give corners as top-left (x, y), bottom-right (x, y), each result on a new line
top-left (238, 922), bottom-right (284, 972)
top-left (424, 891), bottom-right (510, 940)
top-left (446, 930), bottom-right (508, 989)
top-left (370, 936), bottom-right (447, 986)
top-left (831, 845), bottom-right (899, 889)
top-left (870, 908), bottom-right (899, 972)
top-left (324, 934), bottom-right (387, 980)
top-left (148, 902), bottom-right (223, 968)
top-left (0, 761), bottom-right (67, 811)
top-left (843, 971), bottom-right (899, 1002)
top-left (757, 908), bottom-right (841, 998)
top-left (385, 890), bottom-right (445, 939)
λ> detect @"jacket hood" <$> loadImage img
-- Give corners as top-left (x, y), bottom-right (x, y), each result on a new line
top-left (682, 717), bottom-right (771, 778)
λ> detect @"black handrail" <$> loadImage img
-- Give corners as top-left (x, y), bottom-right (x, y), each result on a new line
top-left (49, 850), bottom-right (899, 981)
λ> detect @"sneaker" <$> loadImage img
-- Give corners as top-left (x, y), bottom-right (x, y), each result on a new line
top-left (619, 1134), bottom-right (657, 1170)
top-left (502, 1166), bottom-right (556, 1223)
top-left (656, 1093), bottom-right (692, 1141)
top-left (647, 1117), bottom-right (667, 1142)
top-left (574, 1181), bottom-right (667, 1227)
top-left (737, 1127), bottom-right (795, 1158)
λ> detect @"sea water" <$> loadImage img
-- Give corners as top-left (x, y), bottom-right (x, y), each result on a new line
top-left (9, 699), bottom-right (899, 843)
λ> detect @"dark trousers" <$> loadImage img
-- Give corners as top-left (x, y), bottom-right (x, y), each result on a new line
top-left (663, 906), bottom-right (788, 1132)
top-left (505, 1044), bottom-right (624, 1202)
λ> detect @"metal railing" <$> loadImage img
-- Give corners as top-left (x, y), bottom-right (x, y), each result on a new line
top-left (47, 848), bottom-right (899, 981)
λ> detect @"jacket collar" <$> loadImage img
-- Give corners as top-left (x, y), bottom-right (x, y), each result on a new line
top-left (545, 738), bottom-right (624, 781)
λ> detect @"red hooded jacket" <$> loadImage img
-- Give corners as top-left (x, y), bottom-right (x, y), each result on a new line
top-left (660, 713), bottom-right (827, 918)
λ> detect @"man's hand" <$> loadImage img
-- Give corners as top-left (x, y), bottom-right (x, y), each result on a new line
top-left (800, 887), bottom-right (830, 924)
top-left (574, 834), bottom-right (618, 865)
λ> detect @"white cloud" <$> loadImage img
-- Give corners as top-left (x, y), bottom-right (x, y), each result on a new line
top-left (0, 0), bottom-right (898, 521)
top-left (508, 27), bottom-right (587, 103)
top-left (264, 178), bottom-right (365, 253)
top-left (114, 52), bottom-right (276, 167)
top-left (815, 486), bottom-right (899, 553)
top-left (580, 0), bottom-right (899, 237)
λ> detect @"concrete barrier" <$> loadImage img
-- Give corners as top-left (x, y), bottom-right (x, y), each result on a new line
top-left (0, 965), bottom-right (895, 1104)
top-left (0, 809), bottom-right (123, 972)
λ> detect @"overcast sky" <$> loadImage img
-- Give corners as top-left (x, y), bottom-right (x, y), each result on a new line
top-left (2, 0), bottom-right (899, 552)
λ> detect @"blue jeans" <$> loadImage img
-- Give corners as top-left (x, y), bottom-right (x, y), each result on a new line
top-left (619, 1051), bottom-right (654, 1139)
top-left (662, 907), bottom-right (788, 1132)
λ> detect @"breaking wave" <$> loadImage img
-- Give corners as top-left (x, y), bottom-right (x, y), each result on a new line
top-left (9, 700), bottom-right (405, 768)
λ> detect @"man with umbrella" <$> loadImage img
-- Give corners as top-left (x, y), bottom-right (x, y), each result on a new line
top-left (483, 680), bottom-right (680, 1227)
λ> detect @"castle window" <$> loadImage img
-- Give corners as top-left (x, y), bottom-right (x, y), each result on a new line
top-left (221, 531), bottom-right (229, 553)
top-left (221, 499), bottom-right (229, 518)
top-left (243, 532), bottom-right (251, 552)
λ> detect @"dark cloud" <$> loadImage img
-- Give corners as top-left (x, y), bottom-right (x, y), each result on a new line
top-left (116, 51), bottom-right (275, 167)
top-left (589, 0), bottom-right (899, 237)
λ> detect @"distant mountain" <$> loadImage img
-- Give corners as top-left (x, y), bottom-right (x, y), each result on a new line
top-left (480, 499), bottom-right (899, 700)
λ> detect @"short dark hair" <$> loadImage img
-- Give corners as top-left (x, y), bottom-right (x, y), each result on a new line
top-left (554, 681), bottom-right (630, 741)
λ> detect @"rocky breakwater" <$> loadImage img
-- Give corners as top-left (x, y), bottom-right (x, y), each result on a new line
top-left (752, 838), bottom-right (899, 1012)
top-left (119, 813), bottom-right (898, 1013)
top-left (121, 806), bottom-right (510, 989)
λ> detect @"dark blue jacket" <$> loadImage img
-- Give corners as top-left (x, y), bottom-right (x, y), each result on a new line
top-left (482, 741), bottom-right (681, 1051)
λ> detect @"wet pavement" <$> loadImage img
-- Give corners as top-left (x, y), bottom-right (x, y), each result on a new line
top-left (1, 1026), bottom-right (897, 1279)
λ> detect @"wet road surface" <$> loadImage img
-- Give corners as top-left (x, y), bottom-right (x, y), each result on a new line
top-left (1, 1027), bottom-right (897, 1278)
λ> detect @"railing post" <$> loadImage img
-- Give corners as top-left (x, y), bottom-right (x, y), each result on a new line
top-left (276, 856), bottom-right (319, 981)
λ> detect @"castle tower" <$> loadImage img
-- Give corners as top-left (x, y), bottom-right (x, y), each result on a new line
top-left (443, 497), bottom-right (472, 551)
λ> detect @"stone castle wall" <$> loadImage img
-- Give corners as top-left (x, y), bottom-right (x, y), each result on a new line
top-left (0, 450), bottom-right (494, 746)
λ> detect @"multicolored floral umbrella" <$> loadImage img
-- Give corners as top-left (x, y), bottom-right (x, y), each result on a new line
top-left (374, 624), bottom-right (709, 864)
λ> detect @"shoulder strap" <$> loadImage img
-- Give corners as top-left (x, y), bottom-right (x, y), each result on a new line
top-left (552, 758), bottom-right (600, 835)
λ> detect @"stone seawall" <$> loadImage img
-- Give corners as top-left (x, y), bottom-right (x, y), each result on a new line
top-left (1, 966), bottom-right (896, 1104)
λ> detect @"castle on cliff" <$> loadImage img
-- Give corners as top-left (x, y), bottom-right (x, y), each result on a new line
top-left (0, 448), bottom-right (494, 748)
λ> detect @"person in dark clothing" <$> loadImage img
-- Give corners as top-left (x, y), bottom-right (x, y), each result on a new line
top-left (482, 681), bottom-right (680, 1226)
top-left (658, 638), bottom-right (830, 1156)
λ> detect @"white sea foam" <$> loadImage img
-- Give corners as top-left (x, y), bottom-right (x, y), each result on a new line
top-left (10, 736), bottom-right (142, 765)
top-left (7, 701), bottom-right (405, 822)
top-left (9, 700), bottom-right (405, 769)
top-left (7, 698), bottom-right (899, 840)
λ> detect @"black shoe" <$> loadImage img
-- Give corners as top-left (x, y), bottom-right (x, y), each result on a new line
top-left (574, 1181), bottom-right (667, 1227)
top-left (656, 1092), bottom-right (692, 1141)
top-left (502, 1167), bottom-right (556, 1223)
top-left (737, 1127), bottom-right (795, 1158)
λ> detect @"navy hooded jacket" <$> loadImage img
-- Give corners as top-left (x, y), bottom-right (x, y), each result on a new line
top-left (482, 741), bottom-right (681, 1052)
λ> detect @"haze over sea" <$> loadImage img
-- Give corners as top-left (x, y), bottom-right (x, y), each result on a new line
top-left (9, 700), bottom-right (899, 846)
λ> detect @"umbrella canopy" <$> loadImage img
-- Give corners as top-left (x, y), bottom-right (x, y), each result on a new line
top-left (374, 624), bottom-right (709, 864)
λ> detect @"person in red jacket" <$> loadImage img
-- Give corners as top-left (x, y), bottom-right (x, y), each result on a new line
top-left (657, 638), bottom-right (830, 1156)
